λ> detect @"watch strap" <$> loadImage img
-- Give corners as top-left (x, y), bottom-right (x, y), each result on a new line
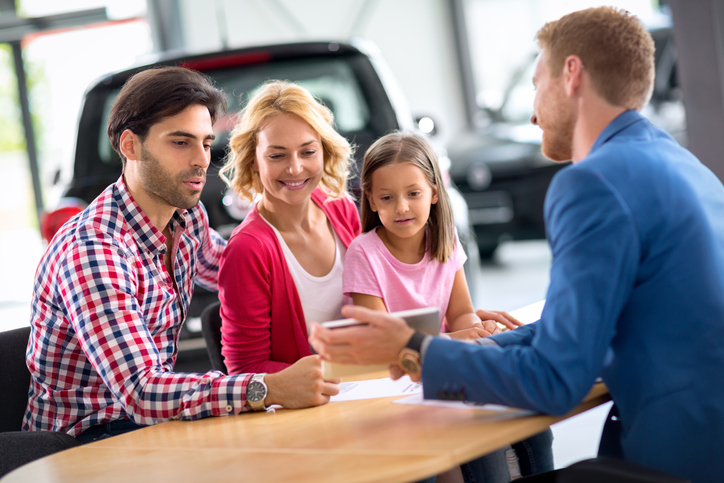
top-left (406, 331), bottom-right (426, 353)
top-left (247, 373), bottom-right (268, 411)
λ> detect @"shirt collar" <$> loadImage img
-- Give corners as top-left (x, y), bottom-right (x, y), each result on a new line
top-left (589, 109), bottom-right (644, 155)
top-left (113, 175), bottom-right (189, 255)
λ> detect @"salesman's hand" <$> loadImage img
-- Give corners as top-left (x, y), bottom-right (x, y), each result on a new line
top-left (309, 305), bottom-right (414, 366)
top-left (264, 355), bottom-right (340, 409)
top-left (475, 309), bottom-right (523, 330)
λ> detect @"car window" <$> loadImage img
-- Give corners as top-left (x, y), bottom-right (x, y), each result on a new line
top-left (498, 57), bottom-right (536, 124)
top-left (96, 57), bottom-right (370, 167)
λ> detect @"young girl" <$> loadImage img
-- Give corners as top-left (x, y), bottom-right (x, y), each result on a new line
top-left (343, 131), bottom-right (553, 483)
top-left (344, 131), bottom-right (496, 338)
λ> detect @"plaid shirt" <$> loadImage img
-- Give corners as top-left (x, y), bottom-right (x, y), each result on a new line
top-left (25, 176), bottom-right (252, 436)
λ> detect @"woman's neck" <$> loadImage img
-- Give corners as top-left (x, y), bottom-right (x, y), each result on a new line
top-left (257, 193), bottom-right (316, 234)
top-left (377, 226), bottom-right (427, 264)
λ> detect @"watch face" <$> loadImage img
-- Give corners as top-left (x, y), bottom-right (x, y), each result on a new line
top-left (401, 358), bottom-right (419, 374)
top-left (247, 381), bottom-right (266, 403)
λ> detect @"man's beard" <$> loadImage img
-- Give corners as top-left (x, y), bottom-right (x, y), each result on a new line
top-left (541, 118), bottom-right (574, 162)
top-left (539, 89), bottom-right (575, 163)
top-left (139, 145), bottom-right (205, 210)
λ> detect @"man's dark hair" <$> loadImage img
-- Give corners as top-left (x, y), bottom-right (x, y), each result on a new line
top-left (107, 66), bottom-right (228, 169)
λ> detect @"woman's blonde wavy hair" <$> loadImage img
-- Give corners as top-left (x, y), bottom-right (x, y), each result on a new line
top-left (220, 81), bottom-right (353, 201)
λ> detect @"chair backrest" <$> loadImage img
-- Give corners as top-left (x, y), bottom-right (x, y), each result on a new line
top-left (200, 302), bottom-right (227, 374)
top-left (0, 326), bottom-right (32, 432)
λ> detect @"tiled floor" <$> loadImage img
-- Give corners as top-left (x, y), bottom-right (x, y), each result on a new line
top-left (0, 229), bottom-right (607, 470)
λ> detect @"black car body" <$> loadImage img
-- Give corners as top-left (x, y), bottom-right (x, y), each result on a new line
top-left (57, 39), bottom-right (415, 233)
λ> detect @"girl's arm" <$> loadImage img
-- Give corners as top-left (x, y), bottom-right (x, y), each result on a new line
top-left (351, 293), bottom-right (388, 312)
top-left (445, 268), bottom-right (502, 339)
top-left (445, 267), bottom-right (481, 332)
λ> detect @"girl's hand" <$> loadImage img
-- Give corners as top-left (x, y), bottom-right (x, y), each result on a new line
top-left (447, 320), bottom-right (501, 340)
top-left (475, 309), bottom-right (524, 330)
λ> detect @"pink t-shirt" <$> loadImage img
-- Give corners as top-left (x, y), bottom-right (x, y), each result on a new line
top-left (343, 227), bottom-right (466, 331)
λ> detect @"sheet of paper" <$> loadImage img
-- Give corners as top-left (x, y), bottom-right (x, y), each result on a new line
top-left (330, 376), bottom-right (422, 402)
top-left (392, 393), bottom-right (535, 416)
top-left (509, 300), bottom-right (545, 324)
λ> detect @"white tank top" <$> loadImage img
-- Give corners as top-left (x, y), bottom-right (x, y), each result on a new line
top-left (261, 215), bottom-right (346, 332)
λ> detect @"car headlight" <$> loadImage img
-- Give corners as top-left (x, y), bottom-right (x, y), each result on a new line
top-left (467, 163), bottom-right (492, 191)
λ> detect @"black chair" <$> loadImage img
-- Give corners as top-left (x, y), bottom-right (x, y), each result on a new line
top-left (0, 326), bottom-right (80, 478)
top-left (0, 326), bottom-right (33, 434)
top-left (200, 301), bottom-right (227, 374)
top-left (516, 457), bottom-right (691, 482)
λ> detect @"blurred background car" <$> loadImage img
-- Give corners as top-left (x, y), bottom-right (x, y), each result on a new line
top-left (40, 39), bottom-right (480, 370)
top-left (446, 21), bottom-right (684, 259)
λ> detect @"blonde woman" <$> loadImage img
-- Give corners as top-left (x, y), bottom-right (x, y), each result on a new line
top-left (219, 81), bottom-right (360, 375)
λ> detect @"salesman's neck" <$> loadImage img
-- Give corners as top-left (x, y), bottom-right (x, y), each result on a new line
top-left (571, 98), bottom-right (627, 163)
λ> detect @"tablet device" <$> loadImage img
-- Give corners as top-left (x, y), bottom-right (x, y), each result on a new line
top-left (321, 306), bottom-right (440, 335)
top-left (320, 306), bottom-right (441, 379)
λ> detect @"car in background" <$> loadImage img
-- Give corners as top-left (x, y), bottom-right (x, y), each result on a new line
top-left (41, 39), bottom-right (480, 369)
top-left (447, 22), bottom-right (684, 258)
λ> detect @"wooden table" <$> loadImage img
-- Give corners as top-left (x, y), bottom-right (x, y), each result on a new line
top-left (2, 375), bottom-right (609, 483)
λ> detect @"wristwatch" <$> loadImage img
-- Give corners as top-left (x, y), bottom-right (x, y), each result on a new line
top-left (246, 373), bottom-right (268, 411)
top-left (398, 331), bottom-right (426, 378)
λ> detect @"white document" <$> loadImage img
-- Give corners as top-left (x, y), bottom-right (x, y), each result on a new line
top-left (508, 300), bottom-right (545, 324)
top-left (392, 393), bottom-right (534, 417)
top-left (330, 376), bottom-right (422, 402)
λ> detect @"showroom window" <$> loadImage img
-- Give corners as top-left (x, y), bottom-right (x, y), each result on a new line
top-left (455, 0), bottom-right (670, 131)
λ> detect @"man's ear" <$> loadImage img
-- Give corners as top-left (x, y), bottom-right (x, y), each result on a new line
top-left (119, 129), bottom-right (141, 162)
top-left (562, 55), bottom-right (585, 98)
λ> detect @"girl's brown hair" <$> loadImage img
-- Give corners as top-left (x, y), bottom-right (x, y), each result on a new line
top-left (360, 131), bottom-right (455, 263)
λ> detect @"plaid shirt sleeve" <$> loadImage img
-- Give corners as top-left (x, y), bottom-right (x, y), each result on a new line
top-left (192, 202), bottom-right (227, 292)
top-left (57, 236), bottom-right (251, 425)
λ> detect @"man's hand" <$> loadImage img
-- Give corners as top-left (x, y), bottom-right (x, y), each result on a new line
top-left (309, 305), bottom-right (414, 366)
top-left (264, 355), bottom-right (340, 409)
top-left (388, 363), bottom-right (420, 382)
top-left (475, 309), bottom-right (523, 330)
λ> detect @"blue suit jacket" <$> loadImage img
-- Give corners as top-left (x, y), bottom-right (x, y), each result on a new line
top-left (422, 111), bottom-right (724, 482)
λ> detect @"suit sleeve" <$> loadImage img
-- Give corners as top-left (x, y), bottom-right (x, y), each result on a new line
top-left (422, 167), bottom-right (640, 415)
top-left (218, 232), bottom-right (290, 375)
top-left (487, 322), bottom-right (538, 347)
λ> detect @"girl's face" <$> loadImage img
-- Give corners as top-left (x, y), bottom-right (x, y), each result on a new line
top-left (254, 112), bottom-right (324, 207)
top-left (367, 161), bottom-right (438, 241)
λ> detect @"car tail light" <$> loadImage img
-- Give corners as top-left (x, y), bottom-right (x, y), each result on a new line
top-left (180, 51), bottom-right (272, 71)
top-left (40, 198), bottom-right (86, 243)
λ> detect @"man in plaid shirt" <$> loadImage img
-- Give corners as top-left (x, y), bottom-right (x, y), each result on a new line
top-left (24, 67), bottom-right (339, 443)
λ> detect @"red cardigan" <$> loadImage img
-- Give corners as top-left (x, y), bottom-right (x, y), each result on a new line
top-left (218, 189), bottom-right (360, 375)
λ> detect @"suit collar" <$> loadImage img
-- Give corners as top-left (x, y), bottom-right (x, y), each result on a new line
top-left (590, 110), bottom-right (644, 155)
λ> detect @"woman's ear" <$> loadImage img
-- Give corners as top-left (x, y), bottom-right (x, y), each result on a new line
top-left (431, 186), bottom-right (438, 205)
